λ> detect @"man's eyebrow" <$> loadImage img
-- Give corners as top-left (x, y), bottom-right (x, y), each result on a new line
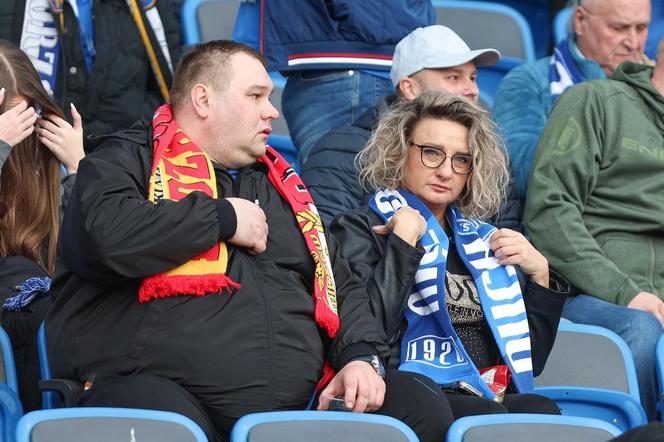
top-left (248, 85), bottom-right (270, 92)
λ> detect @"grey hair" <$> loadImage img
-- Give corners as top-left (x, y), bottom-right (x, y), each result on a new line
top-left (357, 90), bottom-right (510, 220)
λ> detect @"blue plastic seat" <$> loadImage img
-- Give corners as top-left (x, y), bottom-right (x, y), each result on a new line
top-left (534, 322), bottom-right (647, 431)
top-left (553, 7), bottom-right (574, 44)
top-left (477, 56), bottom-right (524, 108)
top-left (181, 0), bottom-right (241, 46)
top-left (433, 0), bottom-right (536, 62)
top-left (655, 334), bottom-right (664, 421)
top-left (230, 411), bottom-right (418, 442)
top-left (16, 407), bottom-right (207, 442)
top-left (446, 413), bottom-right (621, 442)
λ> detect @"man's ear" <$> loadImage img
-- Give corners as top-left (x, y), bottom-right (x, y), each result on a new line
top-left (398, 76), bottom-right (421, 101)
top-left (573, 6), bottom-right (586, 37)
top-left (190, 84), bottom-right (210, 119)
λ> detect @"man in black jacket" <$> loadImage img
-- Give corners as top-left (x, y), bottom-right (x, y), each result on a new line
top-left (302, 25), bottom-right (522, 230)
top-left (46, 41), bottom-right (451, 442)
top-left (1, 0), bottom-right (181, 142)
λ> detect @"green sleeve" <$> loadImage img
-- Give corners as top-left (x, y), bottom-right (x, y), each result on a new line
top-left (523, 84), bottom-right (640, 306)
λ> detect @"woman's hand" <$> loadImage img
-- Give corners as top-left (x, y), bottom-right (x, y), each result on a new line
top-left (489, 228), bottom-right (549, 288)
top-left (372, 206), bottom-right (426, 246)
top-left (0, 89), bottom-right (37, 147)
top-left (36, 103), bottom-right (84, 174)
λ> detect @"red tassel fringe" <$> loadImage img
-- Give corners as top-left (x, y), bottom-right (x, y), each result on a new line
top-left (315, 298), bottom-right (340, 338)
top-left (139, 273), bottom-right (240, 303)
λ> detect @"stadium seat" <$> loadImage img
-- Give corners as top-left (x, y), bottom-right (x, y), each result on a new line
top-left (0, 383), bottom-right (23, 442)
top-left (553, 7), bottom-right (573, 44)
top-left (15, 407), bottom-right (207, 442)
top-left (433, 0), bottom-right (536, 62)
top-left (655, 334), bottom-right (664, 421)
top-left (230, 411), bottom-right (418, 442)
top-left (446, 413), bottom-right (622, 442)
top-left (534, 322), bottom-right (647, 431)
top-left (181, 0), bottom-right (241, 46)
top-left (0, 327), bottom-right (18, 395)
top-left (477, 57), bottom-right (524, 108)
top-left (37, 323), bottom-right (82, 409)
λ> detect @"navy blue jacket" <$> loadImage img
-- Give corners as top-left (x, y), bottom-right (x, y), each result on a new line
top-left (235, 0), bottom-right (435, 72)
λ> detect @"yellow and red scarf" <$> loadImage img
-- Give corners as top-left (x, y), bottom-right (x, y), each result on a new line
top-left (139, 105), bottom-right (340, 345)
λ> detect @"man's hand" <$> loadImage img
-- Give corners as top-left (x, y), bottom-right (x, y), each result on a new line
top-left (628, 291), bottom-right (664, 327)
top-left (226, 197), bottom-right (268, 254)
top-left (372, 206), bottom-right (426, 247)
top-left (489, 228), bottom-right (549, 288)
top-left (317, 360), bottom-right (385, 413)
top-left (0, 90), bottom-right (37, 147)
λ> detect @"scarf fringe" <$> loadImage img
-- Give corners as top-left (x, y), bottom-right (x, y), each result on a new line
top-left (139, 273), bottom-right (240, 303)
top-left (315, 298), bottom-right (340, 338)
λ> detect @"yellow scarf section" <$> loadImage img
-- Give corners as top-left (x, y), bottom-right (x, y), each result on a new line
top-left (138, 105), bottom-right (239, 302)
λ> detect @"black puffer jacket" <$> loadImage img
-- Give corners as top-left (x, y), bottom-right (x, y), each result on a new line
top-left (47, 121), bottom-right (388, 421)
top-left (1, 0), bottom-right (181, 141)
top-left (330, 207), bottom-right (568, 375)
top-left (301, 96), bottom-right (524, 230)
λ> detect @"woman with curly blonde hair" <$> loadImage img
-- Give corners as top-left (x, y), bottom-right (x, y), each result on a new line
top-left (331, 90), bottom-right (567, 435)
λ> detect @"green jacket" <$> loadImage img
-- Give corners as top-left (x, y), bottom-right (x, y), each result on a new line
top-left (524, 62), bottom-right (664, 306)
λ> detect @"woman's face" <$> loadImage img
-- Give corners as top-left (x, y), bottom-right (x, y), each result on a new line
top-left (402, 117), bottom-right (471, 221)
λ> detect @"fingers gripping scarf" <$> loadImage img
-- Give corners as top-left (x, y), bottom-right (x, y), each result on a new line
top-left (139, 105), bottom-right (340, 345)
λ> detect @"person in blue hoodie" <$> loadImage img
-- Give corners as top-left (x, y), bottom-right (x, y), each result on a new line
top-left (493, 0), bottom-right (651, 204)
top-left (235, 0), bottom-right (435, 164)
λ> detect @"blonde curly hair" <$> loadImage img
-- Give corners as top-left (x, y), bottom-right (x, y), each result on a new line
top-left (357, 90), bottom-right (510, 220)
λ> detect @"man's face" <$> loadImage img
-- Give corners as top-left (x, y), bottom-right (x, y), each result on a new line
top-left (410, 61), bottom-right (479, 102)
top-left (575, 0), bottom-right (650, 77)
top-left (207, 52), bottom-right (279, 168)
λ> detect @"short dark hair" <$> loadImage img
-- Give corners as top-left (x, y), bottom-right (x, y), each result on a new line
top-left (170, 40), bottom-right (267, 111)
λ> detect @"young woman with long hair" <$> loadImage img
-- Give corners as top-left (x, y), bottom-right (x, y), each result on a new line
top-left (0, 39), bottom-right (84, 411)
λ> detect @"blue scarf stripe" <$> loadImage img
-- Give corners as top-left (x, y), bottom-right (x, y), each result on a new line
top-left (549, 37), bottom-right (585, 104)
top-left (369, 189), bottom-right (534, 398)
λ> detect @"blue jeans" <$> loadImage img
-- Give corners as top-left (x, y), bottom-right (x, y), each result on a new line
top-left (562, 295), bottom-right (663, 421)
top-left (282, 70), bottom-right (393, 165)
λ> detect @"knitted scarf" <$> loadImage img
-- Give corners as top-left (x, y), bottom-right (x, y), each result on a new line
top-left (140, 104), bottom-right (340, 346)
top-left (370, 189), bottom-right (534, 399)
top-left (549, 37), bottom-right (585, 104)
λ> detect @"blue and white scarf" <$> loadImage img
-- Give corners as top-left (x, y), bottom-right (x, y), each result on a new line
top-left (19, 0), bottom-right (173, 96)
top-left (549, 37), bottom-right (585, 104)
top-left (370, 189), bottom-right (534, 399)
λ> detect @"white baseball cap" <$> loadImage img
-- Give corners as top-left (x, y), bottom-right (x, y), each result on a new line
top-left (390, 25), bottom-right (501, 87)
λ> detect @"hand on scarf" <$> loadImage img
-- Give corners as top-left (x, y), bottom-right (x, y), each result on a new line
top-left (36, 103), bottom-right (85, 174)
top-left (628, 292), bottom-right (664, 327)
top-left (227, 197), bottom-right (268, 254)
top-left (489, 228), bottom-right (549, 288)
top-left (372, 206), bottom-right (426, 247)
top-left (0, 90), bottom-right (37, 147)
top-left (317, 360), bottom-right (386, 413)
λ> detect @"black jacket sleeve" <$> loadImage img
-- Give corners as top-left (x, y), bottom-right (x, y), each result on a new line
top-left (325, 229), bottom-right (390, 369)
top-left (59, 134), bottom-right (227, 283)
top-left (330, 209), bottom-right (423, 365)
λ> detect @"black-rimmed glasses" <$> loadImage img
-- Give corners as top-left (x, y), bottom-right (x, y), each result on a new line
top-left (409, 142), bottom-right (473, 175)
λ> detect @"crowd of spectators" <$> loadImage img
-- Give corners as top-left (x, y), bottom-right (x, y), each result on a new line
top-left (0, 0), bottom-right (664, 441)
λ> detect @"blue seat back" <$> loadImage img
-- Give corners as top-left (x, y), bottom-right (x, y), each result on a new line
top-left (0, 327), bottom-right (18, 394)
top-left (554, 7), bottom-right (573, 44)
top-left (181, 0), bottom-right (241, 46)
top-left (230, 411), bottom-right (418, 442)
top-left (16, 407), bottom-right (207, 442)
top-left (655, 334), bottom-right (664, 420)
top-left (477, 57), bottom-right (524, 108)
top-left (446, 413), bottom-right (621, 442)
top-left (534, 322), bottom-right (646, 431)
top-left (433, 0), bottom-right (535, 62)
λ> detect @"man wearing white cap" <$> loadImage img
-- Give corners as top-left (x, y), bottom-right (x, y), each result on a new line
top-left (301, 25), bottom-right (520, 227)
